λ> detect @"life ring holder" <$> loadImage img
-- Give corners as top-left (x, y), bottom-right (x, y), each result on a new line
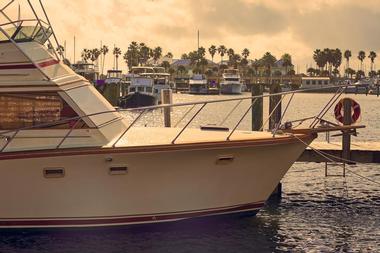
top-left (334, 98), bottom-right (361, 124)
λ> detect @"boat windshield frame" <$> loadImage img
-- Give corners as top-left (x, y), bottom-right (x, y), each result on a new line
top-left (0, 19), bottom-right (52, 44)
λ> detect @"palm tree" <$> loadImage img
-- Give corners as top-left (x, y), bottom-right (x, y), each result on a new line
top-left (217, 45), bottom-right (227, 64)
top-left (345, 68), bottom-right (355, 79)
top-left (323, 48), bottom-right (334, 74)
top-left (208, 45), bottom-right (217, 63)
top-left (261, 52), bottom-right (277, 77)
top-left (100, 45), bottom-right (109, 75)
top-left (177, 65), bottom-right (186, 75)
top-left (242, 48), bottom-right (250, 59)
top-left (251, 59), bottom-right (260, 76)
top-left (90, 48), bottom-right (101, 64)
top-left (153, 47), bottom-right (162, 64)
top-left (313, 49), bottom-right (327, 71)
top-left (281, 53), bottom-right (292, 76)
top-left (161, 60), bottom-right (170, 71)
top-left (331, 48), bottom-right (342, 76)
top-left (368, 51), bottom-right (377, 72)
top-left (358, 50), bottom-right (366, 71)
top-left (139, 43), bottom-right (151, 66)
top-left (227, 48), bottom-right (235, 65)
top-left (307, 67), bottom-right (315, 76)
top-left (344, 50), bottom-right (351, 72)
top-left (165, 52), bottom-right (173, 58)
top-left (113, 47), bottom-right (122, 70)
top-left (81, 49), bottom-right (91, 62)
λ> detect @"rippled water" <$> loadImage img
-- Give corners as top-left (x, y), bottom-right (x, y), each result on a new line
top-left (1, 93), bottom-right (379, 253)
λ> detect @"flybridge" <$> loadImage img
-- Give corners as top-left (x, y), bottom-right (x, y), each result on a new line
top-left (0, 0), bottom-right (64, 81)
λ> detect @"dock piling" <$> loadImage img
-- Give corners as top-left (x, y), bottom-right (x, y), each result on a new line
top-left (342, 98), bottom-right (352, 165)
top-left (251, 83), bottom-right (263, 131)
top-left (161, 89), bottom-right (173, 127)
top-left (269, 83), bottom-right (282, 130)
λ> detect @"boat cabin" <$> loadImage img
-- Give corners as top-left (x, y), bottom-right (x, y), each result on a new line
top-left (0, 20), bottom-right (128, 152)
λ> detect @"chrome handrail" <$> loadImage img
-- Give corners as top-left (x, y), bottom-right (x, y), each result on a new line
top-left (0, 84), bottom-right (354, 152)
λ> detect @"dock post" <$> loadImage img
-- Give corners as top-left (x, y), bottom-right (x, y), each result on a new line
top-left (377, 85), bottom-right (379, 97)
top-left (161, 89), bottom-right (172, 127)
top-left (269, 83), bottom-right (282, 130)
top-left (251, 83), bottom-right (263, 131)
top-left (342, 98), bottom-right (352, 167)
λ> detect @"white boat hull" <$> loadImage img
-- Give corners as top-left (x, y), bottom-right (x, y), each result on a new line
top-left (220, 83), bottom-right (242, 94)
top-left (0, 135), bottom-right (313, 228)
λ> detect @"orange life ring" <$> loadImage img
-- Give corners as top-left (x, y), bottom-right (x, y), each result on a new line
top-left (334, 98), bottom-right (361, 124)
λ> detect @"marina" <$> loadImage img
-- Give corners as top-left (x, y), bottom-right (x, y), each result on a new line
top-left (0, 1), bottom-right (379, 252)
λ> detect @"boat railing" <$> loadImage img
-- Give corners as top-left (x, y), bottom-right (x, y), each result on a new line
top-left (0, 84), bottom-right (351, 152)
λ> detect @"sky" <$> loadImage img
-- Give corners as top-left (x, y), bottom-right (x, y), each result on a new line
top-left (4, 0), bottom-right (380, 73)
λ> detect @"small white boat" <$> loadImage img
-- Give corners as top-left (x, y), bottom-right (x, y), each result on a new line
top-left (220, 69), bottom-right (242, 94)
top-left (189, 74), bottom-right (208, 94)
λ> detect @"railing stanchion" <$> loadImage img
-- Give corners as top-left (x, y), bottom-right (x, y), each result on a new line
top-left (112, 109), bottom-right (146, 148)
top-left (56, 119), bottom-right (81, 149)
top-left (227, 99), bottom-right (258, 141)
top-left (172, 103), bottom-right (207, 144)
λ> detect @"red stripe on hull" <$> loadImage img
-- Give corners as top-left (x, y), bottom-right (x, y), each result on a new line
top-left (0, 59), bottom-right (59, 70)
top-left (0, 202), bottom-right (264, 228)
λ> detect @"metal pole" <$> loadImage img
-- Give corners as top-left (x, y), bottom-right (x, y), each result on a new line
top-left (112, 109), bottom-right (146, 148)
top-left (172, 103), bottom-right (207, 144)
top-left (251, 83), bottom-right (263, 131)
top-left (227, 99), bottom-right (258, 140)
top-left (27, 0), bottom-right (60, 61)
top-left (38, 0), bottom-right (64, 58)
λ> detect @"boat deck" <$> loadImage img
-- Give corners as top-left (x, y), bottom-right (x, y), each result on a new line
top-left (111, 127), bottom-right (305, 147)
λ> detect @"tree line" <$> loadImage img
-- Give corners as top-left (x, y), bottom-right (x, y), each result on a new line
top-left (79, 43), bottom-right (294, 77)
top-left (309, 49), bottom-right (378, 79)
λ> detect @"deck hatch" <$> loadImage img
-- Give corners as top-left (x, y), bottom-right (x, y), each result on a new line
top-left (216, 155), bottom-right (235, 165)
top-left (109, 166), bottom-right (128, 175)
top-left (43, 168), bottom-right (65, 178)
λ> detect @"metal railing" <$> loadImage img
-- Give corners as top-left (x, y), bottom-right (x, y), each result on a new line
top-left (0, 84), bottom-right (350, 152)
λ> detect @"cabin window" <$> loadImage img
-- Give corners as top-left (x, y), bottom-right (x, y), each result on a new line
top-left (0, 93), bottom-right (88, 130)
top-left (306, 80), bottom-right (310, 85)
top-left (318, 80), bottom-right (322, 85)
top-left (137, 87), bottom-right (144, 92)
top-left (146, 87), bottom-right (153, 93)
top-left (324, 80), bottom-right (329, 85)
top-left (312, 80), bottom-right (316, 85)
top-left (129, 87), bottom-right (136, 92)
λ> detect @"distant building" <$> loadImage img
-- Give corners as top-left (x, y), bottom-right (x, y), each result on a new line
top-left (257, 59), bottom-right (295, 76)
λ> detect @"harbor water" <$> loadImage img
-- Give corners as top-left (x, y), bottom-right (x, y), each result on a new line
top-left (0, 93), bottom-right (379, 253)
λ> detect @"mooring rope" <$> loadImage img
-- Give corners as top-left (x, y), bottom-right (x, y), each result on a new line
top-left (288, 133), bottom-right (380, 186)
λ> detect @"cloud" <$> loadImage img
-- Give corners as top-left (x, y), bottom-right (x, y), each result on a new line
top-left (2, 0), bottom-right (380, 72)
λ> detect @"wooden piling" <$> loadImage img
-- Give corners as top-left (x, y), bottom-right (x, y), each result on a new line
top-left (269, 83), bottom-right (282, 130)
top-left (377, 85), bottom-right (379, 97)
top-left (342, 98), bottom-right (352, 163)
top-left (161, 89), bottom-right (172, 127)
top-left (251, 84), bottom-right (263, 131)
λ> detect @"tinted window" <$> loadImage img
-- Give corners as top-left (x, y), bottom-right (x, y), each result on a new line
top-left (0, 93), bottom-right (87, 130)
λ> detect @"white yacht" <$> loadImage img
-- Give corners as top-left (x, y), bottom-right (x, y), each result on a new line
top-left (220, 69), bottom-right (243, 94)
top-left (0, 1), bottom-right (360, 229)
top-left (189, 74), bottom-right (208, 94)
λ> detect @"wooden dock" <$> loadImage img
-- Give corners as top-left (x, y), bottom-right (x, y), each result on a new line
top-left (298, 141), bottom-right (380, 163)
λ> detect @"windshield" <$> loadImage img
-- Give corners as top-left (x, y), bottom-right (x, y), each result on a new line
top-left (0, 22), bottom-right (52, 44)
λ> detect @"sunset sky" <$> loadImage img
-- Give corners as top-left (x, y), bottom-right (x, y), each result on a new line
top-left (5, 0), bottom-right (380, 73)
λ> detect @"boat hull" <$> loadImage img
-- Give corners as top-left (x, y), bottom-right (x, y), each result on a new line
top-left (118, 92), bottom-right (157, 108)
top-left (0, 136), bottom-right (313, 228)
top-left (189, 85), bottom-right (208, 95)
top-left (220, 83), bottom-right (242, 94)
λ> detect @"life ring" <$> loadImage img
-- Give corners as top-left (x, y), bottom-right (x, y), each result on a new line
top-left (334, 98), bottom-right (361, 124)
